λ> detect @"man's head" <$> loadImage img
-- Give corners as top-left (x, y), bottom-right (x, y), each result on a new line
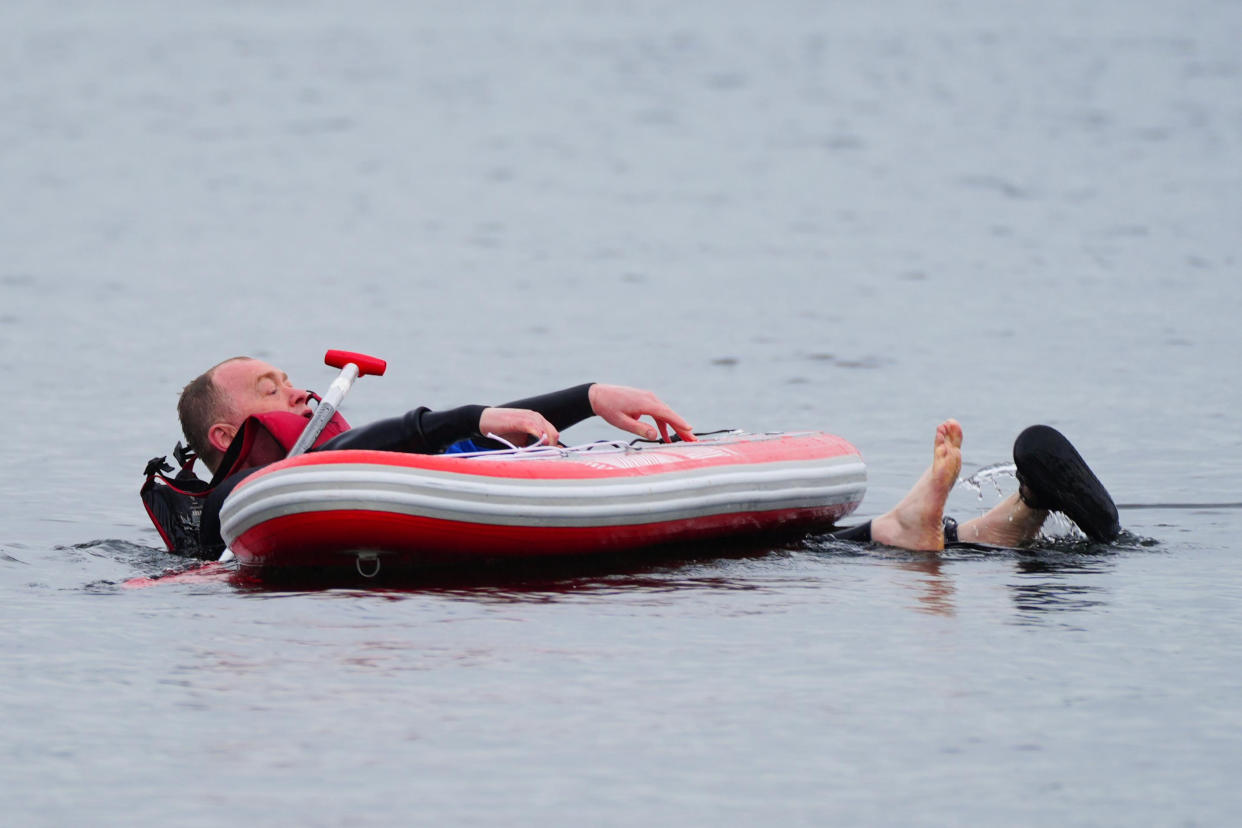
top-left (178, 357), bottom-right (312, 472)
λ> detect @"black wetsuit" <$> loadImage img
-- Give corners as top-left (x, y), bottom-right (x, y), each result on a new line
top-left (199, 383), bottom-right (596, 554)
top-left (828, 517), bottom-right (958, 544)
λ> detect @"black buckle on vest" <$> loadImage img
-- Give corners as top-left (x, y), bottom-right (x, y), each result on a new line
top-left (144, 456), bottom-right (174, 477)
top-left (173, 441), bottom-right (197, 469)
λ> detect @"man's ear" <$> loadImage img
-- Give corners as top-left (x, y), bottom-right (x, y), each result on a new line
top-left (208, 422), bottom-right (238, 454)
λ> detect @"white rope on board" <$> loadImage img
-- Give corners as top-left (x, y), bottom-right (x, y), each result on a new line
top-left (466, 430), bottom-right (753, 461)
top-left (476, 433), bottom-right (642, 460)
top-left (483, 432), bottom-right (546, 451)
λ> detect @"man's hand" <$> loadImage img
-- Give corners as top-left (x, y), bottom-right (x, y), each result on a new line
top-left (478, 407), bottom-right (560, 447)
top-left (588, 384), bottom-right (695, 443)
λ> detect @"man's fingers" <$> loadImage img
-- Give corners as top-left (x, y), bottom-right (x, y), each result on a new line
top-left (523, 414), bottom-right (558, 445)
top-left (480, 408), bottom-right (559, 446)
top-left (655, 411), bottom-right (695, 442)
top-left (653, 417), bottom-right (698, 443)
top-left (637, 400), bottom-right (694, 441)
top-left (609, 413), bottom-right (657, 440)
top-left (588, 384), bottom-right (695, 442)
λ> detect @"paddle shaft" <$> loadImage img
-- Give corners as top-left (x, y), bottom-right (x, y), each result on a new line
top-left (286, 351), bottom-right (387, 457)
top-left (287, 363), bottom-right (359, 457)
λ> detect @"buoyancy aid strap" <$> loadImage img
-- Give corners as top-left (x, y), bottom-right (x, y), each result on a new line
top-left (144, 455), bottom-right (174, 478)
top-left (140, 454), bottom-right (212, 557)
top-left (142, 441), bottom-right (210, 496)
top-left (172, 441), bottom-right (197, 471)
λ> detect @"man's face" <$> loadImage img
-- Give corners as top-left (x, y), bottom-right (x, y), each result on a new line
top-left (212, 358), bottom-right (312, 427)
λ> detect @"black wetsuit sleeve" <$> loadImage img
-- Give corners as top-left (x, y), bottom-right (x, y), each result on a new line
top-left (316, 384), bottom-right (597, 452)
top-left (315, 405), bottom-right (489, 454)
top-left (498, 383), bottom-right (596, 431)
top-left (828, 521), bottom-right (872, 543)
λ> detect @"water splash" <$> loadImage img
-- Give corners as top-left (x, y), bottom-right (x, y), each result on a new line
top-left (957, 462), bottom-right (1018, 500)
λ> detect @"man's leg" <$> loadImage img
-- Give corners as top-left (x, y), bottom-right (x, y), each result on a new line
top-left (956, 493), bottom-right (1047, 546)
top-left (866, 419), bottom-right (963, 551)
top-left (956, 424), bottom-right (1120, 545)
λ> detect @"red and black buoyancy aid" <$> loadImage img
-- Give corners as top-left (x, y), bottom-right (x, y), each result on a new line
top-left (140, 407), bottom-right (350, 558)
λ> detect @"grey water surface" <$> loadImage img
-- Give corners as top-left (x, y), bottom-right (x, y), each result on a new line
top-left (3, 1), bottom-right (1241, 825)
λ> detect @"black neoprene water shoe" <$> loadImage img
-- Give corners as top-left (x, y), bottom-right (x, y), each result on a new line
top-left (1013, 425), bottom-right (1121, 542)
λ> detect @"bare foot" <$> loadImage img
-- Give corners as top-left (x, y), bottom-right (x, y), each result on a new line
top-left (956, 493), bottom-right (1048, 546)
top-left (871, 420), bottom-right (963, 551)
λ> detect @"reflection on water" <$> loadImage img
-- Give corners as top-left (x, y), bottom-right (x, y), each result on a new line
top-left (1007, 542), bottom-right (1121, 623)
top-left (881, 542), bottom-right (1122, 620)
top-left (1010, 579), bottom-right (1107, 617)
top-left (794, 531), bottom-right (1147, 620)
top-left (805, 529), bottom-right (1153, 621)
top-left (102, 535), bottom-right (805, 600)
top-left (896, 553), bottom-right (957, 617)
top-left (53, 523), bottom-right (1170, 620)
top-left (85, 526), bottom-right (1154, 625)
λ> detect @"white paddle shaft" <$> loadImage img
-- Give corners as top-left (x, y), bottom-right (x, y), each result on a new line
top-left (287, 362), bottom-right (360, 457)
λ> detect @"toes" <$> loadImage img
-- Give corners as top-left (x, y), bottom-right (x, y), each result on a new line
top-left (934, 421), bottom-right (963, 455)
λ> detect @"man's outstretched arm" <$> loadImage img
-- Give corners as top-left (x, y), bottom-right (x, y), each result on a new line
top-left (502, 383), bottom-right (695, 443)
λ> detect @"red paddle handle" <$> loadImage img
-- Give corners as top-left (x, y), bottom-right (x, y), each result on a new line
top-left (324, 349), bottom-right (387, 377)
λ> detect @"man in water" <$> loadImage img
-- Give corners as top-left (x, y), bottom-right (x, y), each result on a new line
top-left (178, 356), bottom-right (696, 474)
top-left (178, 356), bottom-right (1118, 555)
